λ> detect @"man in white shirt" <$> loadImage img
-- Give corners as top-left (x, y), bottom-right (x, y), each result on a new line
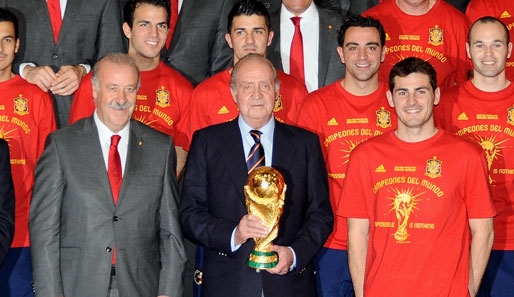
top-left (267, 0), bottom-right (346, 92)
top-left (29, 53), bottom-right (186, 297)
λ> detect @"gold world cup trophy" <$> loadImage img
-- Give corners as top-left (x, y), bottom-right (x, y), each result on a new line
top-left (244, 166), bottom-right (286, 271)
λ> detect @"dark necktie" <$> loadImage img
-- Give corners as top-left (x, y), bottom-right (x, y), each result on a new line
top-left (108, 135), bottom-right (122, 204)
top-left (290, 16), bottom-right (305, 84)
top-left (47, 0), bottom-right (62, 44)
top-left (247, 130), bottom-right (265, 174)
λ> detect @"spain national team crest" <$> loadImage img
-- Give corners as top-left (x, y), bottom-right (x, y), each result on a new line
top-left (155, 86), bottom-right (170, 108)
top-left (273, 95), bottom-right (283, 112)
top-left (507, 106), bottom-right (514, 126)
top-left (376, 107), bottom-right (391, 128)
top-left (425, 156), bottom-right (442, 178)
top-left (428, 25), bottom-right (443, 46)
top-left (13, 95), bottom-right (28, 116)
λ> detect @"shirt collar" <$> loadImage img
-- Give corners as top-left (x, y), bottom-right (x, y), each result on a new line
top-left (238, 115), bottom-right (275, 142)
top-left (280, 1), bottom-right (318, 21)
top-left (94, 111), bottom-right (130, 141)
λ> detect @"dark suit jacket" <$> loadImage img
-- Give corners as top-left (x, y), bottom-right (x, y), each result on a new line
top-left (5, 0), bottom-right (125, 126)
top-left (267, 6), bottom-right (346, 90)
top-left (0, 139), bottom-right (14, 267)
top-left (180, 119), bottom-right (333, 297)
top-left (30, 117), bottom-right (186, 297)
top-left (163, 0), bottom-right (237, 86)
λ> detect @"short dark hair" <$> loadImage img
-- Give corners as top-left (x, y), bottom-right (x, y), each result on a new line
top-left (124, 0), bottom-right (171, 28)
top-left (388, 57), bottom-right (437, 92)
top-left (337, 15), bottom-right (385, 47)
top-left (227, 0), bottom-right (271, 33)
top-left (468, 16), bottom-right (510, 45)
top-left (0, 8), bottom-right (18, 39)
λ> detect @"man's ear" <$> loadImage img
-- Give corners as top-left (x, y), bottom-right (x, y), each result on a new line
top-left (386, 90), bottom-right (395, 108)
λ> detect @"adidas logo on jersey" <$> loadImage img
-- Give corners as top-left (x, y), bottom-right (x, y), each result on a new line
top-left (457, 112), bottom-right (468, 120)
top-left (327, 118), bottom-right (339, 126)
top-left (501, 11), bottom-right (511, 18)
top-left (218, 106), bottom-right (229, 114)
top-left (375, 164), bottom-right (386, 173)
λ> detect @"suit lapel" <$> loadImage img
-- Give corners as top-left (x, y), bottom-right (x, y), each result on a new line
top-left (219, 120), bottom-right (248, 207)
top-left (57, 0), bottom-right (81, 46)
top-left (117, 121), bottom-right (144, 207)
top-left (267, 10), bottom-right (284, 71)
top-left (30, 0), bottom-right (54, 41)
top-left (317, 9), bottom-right (335, 88)
top-left (271, 122), bottom-right (296, 178)
top-left (79, 117), bottom-right (117, 208)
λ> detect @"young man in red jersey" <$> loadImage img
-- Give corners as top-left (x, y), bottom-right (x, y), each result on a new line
top-left (437, 17), bottom-right (514, 297)
top-left (296, 15), bottom-right (395, 297)
top-left (0, 8), bottom-right (56, 297)
top-left (342, 57), bottom-right (495, 297)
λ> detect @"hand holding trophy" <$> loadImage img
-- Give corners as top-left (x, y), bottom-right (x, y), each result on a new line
top-left (244, 166), bottom-right (286, 271)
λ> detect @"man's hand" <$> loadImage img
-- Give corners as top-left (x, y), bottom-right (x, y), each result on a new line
top-left (234, 214), bottom-right (268, 246)
top-left (50, 65), bottom-right (86, 96)
top-left (267, 245), bottom-right (293, 275)
top-left (23, 65), bottom-right (57, 92)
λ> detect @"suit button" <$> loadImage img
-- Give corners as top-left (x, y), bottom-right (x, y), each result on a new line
top-left (52, 54), bottom-right (58, 59)
top-left (166, 57), bottom-right (171, 62)
top-left (106, 247), bottom-right (112, 252)
top-left (264, 3), bottom-right (270, 8)
top-left (113, 216), bottom-right (119, 222)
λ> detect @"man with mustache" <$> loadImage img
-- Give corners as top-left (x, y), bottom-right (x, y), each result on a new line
top-left (30, 53), bottom-right (186, 297)
top-left (69, 0), bottom-right (193, 175)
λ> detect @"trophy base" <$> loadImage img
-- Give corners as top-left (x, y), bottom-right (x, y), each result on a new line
top-left (247, 250), bottom-right (278, 271)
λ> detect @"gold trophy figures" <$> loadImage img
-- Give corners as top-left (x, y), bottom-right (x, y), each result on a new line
top-left (244, 166), bottom-right (286, 270)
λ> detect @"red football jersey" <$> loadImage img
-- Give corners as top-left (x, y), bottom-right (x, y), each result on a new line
top-left (0, 75), bottom-right (56, 247)
top-left (363, 0), bottom-right (470, 90)
top-left (340, 130), bottom-right (495, 297)
top-left (296, 81), bottom-right (396, 250)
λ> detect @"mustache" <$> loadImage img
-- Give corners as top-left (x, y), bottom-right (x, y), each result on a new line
top-left (109, 101), bottom-right (134, 110)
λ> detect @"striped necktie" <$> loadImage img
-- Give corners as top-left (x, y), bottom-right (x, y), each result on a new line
top-left (247, 130), bottom-right (265, 174)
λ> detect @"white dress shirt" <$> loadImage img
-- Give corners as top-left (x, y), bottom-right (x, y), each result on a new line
top-left (94, 111), bottom-right (130, 175)
top-left (280, 2), bottom-right (319, 92)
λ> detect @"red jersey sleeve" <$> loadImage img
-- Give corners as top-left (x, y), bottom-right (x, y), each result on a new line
top-left (69, 72), bottom-right (95, 124)
top-left (465, 148), bottom-right (497, 218)
top-left (337, 148), bottom-right (371, 219)
top-left (170, 73), bottom-right (193, 149)
top-left (295, 93), bottom-right (328, 161)
top-left (36, 91), bottom-right (57, 157)
top-left (465, 0), bottom-right (488, 22)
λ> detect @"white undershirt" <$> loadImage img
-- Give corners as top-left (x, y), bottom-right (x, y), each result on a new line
top-left (279, 2), bottom-right (319, 92)
top-left (94, 111), bottom-right (130, 175)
